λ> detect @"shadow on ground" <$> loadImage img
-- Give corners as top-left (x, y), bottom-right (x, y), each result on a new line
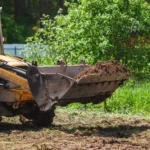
top-left (56, 124), bottom-right (150, 138)
top-left (0, 122), bottom-right (40, 134)
top-left (0, 121), bottom-right (150, 139)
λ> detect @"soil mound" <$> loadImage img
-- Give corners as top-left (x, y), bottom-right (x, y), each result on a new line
top-left (75, 61), bottom-right (130, 80)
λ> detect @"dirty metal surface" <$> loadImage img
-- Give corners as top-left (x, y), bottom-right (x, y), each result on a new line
top-left (42, 73), bottom-right (74, 99)
top-left (57, 61), bottom-right (130, 105)
top-left (62, 81), bottom-right (118, 99)
top-left (59, 61), bottom-right (130, 105)
top-left (27, 61), bottom-right (130, 110)
top-left (38, 65), bottom-right (88, 78)
top-left (27, 66), bottom-right (56, 111)
top-left (26, 66), bottom-right (74, 111)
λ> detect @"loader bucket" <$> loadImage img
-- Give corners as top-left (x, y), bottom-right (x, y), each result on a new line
top-left (26, 61), bottom-right (130, 111)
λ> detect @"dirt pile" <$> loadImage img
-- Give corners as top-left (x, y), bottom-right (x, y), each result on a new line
top-left (75, 61), bottom-right (130, 80)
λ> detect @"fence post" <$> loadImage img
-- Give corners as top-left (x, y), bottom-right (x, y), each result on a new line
top-left (14, 46), bottom-right (17, 56)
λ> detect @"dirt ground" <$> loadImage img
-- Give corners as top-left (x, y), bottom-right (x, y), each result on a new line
top-left (0, 108), bottom-right (150, 150)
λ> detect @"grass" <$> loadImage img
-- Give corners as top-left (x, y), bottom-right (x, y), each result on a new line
top-left (107, 79), bottom-right (150, 115)
top-left (67, 79), bottom-right (150, 116)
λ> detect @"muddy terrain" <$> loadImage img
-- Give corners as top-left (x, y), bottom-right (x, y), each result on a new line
top-left (0, 108), bottom-right (150, 150)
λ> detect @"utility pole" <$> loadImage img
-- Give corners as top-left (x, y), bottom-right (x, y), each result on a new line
top-left (0, 7), bottom-right (4, 55)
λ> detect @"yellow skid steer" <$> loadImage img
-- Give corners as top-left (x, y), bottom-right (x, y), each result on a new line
top-left (0, 8), bottom-right (130, 126)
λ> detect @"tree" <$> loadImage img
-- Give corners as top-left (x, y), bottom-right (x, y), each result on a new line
top-left (13, 0), bottom-right (26, 23)
top-left (24, 0), bottom-right (150, 76)
top-left (0, 0), bottom-right (69, 43)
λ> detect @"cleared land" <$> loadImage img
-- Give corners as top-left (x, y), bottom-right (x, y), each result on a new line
top-left (0, 108), bottom-right (150, 150)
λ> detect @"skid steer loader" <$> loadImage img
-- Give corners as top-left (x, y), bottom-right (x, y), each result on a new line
top-left (0, 8), bottom-right (130, 126)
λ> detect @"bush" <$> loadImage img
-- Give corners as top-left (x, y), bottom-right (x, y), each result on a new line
top-left (24, 0), bottom-right (150, 77)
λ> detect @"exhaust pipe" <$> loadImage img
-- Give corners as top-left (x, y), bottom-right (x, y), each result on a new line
top-left (0, 7), bottom-right (4, 55)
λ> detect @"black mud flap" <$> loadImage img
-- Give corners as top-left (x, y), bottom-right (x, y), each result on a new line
top-left (26, 66), bottom-right (57, 112)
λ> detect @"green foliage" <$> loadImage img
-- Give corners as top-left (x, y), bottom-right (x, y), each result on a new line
top-left (1, 0), bottom-right (69, 43)
top-left (107, 80), bottom-right (150, 115)
top-left (2, 12), bottom-right (26, 43)
top-left (67, 80), bottom-right (150, 116)
top-left (24, 0), bottom-right (150, 77)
